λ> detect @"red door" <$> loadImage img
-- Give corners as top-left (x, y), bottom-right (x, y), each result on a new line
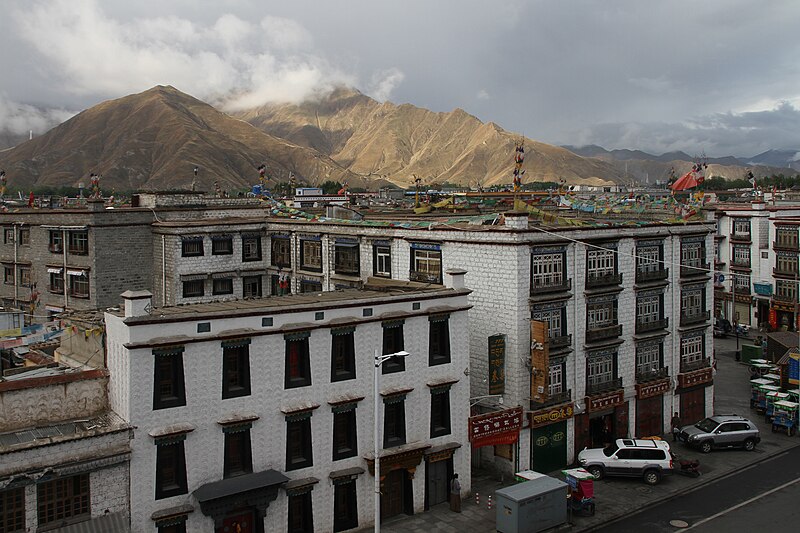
top-left (680, 388), bottom-right (706, 425)
top-left (636, 395), bottom-right (664, 437)
top-left (216, 510), bottom-right (254, 533)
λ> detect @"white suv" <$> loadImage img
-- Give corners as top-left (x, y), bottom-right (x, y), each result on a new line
top-left (578, 438), bottom-right (673, 485)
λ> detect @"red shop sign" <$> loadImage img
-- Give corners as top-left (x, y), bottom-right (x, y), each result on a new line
top-left (469, 406), bottom-right (523, 448)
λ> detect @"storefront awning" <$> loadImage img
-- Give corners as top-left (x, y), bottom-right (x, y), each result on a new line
top-left (47, 267), bottom-right (63, 274)
top-left (211, 271), bottom-right (236, 279)
top-left (66, 270), bottom-right (86, 276)
top-left (193, 470), bottom-right (289, 520)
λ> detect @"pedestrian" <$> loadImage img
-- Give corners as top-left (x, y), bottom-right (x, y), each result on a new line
top-left (450, 474), bottom-right (461, 513)
top-left (671, 412), bottom-right (681, 442)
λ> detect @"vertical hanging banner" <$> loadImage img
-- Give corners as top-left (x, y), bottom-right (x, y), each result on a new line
top-left (488, 334), bottom-right (506, 395)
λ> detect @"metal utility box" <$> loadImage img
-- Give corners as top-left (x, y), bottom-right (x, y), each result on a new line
top-left (741, 344), bottom-right (762, 364)
top-left (495, 475), bottom-right (568, 533)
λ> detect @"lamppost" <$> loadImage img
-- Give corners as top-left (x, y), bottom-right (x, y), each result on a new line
top-left (373, 349), bottom-right (410, 533)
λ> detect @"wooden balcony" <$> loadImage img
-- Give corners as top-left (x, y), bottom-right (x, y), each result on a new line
top-left (636, 366), bottom-right (669, 383)
top-left (680, 262), bottom-right (710, 277)
top-left (586, 377), bottom-right (624, 396)
top-left (635, 317), bottom-right (669, 334)
top-left (680, 310), bottom-right (710, 326)
top-left (533, 389), bottom-right (572, 409)
top-left (635, 268), bottom-right (669, 283)
top-left (530, 278), bottom-right (572, 295)
top-left (585, 272), bottom-right (623, 289)
top-left (586, 324), bottom-right (622, 342)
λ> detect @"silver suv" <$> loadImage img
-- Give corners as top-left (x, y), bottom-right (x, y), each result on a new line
top-left (677, 415), bottom-right (760, 453)
top-left (577, 438), bottom-right (673, 485)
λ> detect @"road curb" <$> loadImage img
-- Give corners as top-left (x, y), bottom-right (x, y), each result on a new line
top-left (575, 440), bottom-right (800, 532)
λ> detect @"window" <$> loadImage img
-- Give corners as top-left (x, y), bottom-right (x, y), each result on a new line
top-left (211, 235), bottom-right (233, 255)
top-left (242, 275), bottom-right (262, 298)
top-left (223, 427), bottom-right (253, 478)
top-left (636, 342), bottom-right (663, 377)
top-left (776, 252), bottom-right (798, 275)
top-left (3, 228), bottom-right (14, 244)
top-left (332, 408), bottom-right (358, 460)
top-left (430, 388), bottom-right (451, 437)
top-left (49, 231), bottom-right (63, 253)
top-left (636, 245), bottom-right (661, 274)
top-left (776, 279), bottom-right (797, 301)
top-left (153, 347), bottom-right (186, 410)
top-left (49, 269), bottom-right (64, 293)
top-left (182, 279), bottom-right (204, 297)
top-left (155, 440), bottom-right (188, 499)
top-left (287, 491), bottom-right (313, 533)
top-left (299, 279), bottom-right (322, 293)
top-left (2, 266), bottom-right (12, 285)
top-left (333, 480), bottom-right (358, 532)
top-left (181, 237), bottom-right (203, 257)
top-left (383, 396), bottom-right (406, 448)
top-left (381, 321), bottom-right (405, 374)
top-left (157, 522), bottom-right (187, 533)
top-left (242, 234), bottom-right (262, 262)
top-left (776, 226), bottom-right (799, 248)
top-left (0, 487), bottom-right (25, 533)
top-left (681, 288), bottom-right (704, 316)
top-left (68, 271), bottom-right (89, 298)
top-left (636, 293), bottom-right (662, 324)
top-left (18, 267), bottom-right (30, 287)
top-left (732, 245), bottom-right (750, 267)
top-left (681, 241), bottom-right (705, 267)
top-left (532, 306), bottom-right (566, 339)
top-left (587, 351), bottom-right (615, 389)
top-left (271, 236), bottom-right (291, 267)
top-left (548, 360), bottom-right (564, 396)
top-left (410, 245), bottom-right (442, 284)
top-left (212, 277), bottom-right (233, 295)
top-left (68, 230), bottom-right (88, 255)
top-left (680, 335), bottom-right (705, 365)
top-left (587, 298), bottom-right (617, 329)
top-left (285, 333), bottom-right (311, 388)
top-left (331, 329), bottom-right (356, 382)
top-left (374, 245), bottom-right (391, 277)
top-left (222, 341), bottom-right (251, 399)
top-left (531, 252), bottom-right (565, 288)
top-left (17, 228), bottom-right (29, 246)
top-left (286, 415), bottom-right (313, 470)
top-left (732, 218), bottom-right (750, 237)
top-left (587, 248), bottom-right (615, 276)
top-left (37, 474), bottom-right (90, 526)
top-left (429, 315), bottom-right (451, 366)
top-left (732, 272), bottom-right (750, 292)
top-left (300, 239), bottom-right (322, 272)
top-left (334, 241), bottom-right (360, 275)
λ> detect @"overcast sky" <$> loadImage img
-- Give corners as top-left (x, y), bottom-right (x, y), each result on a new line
top-left (2, 0), bottom-right (799, 158)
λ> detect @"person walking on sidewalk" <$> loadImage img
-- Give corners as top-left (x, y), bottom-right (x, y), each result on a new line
top-left (671, 412), bottom-right (682, 441)
top-left (450, 474), bottom-right (461, 513)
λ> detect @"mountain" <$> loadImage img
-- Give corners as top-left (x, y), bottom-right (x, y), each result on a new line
top-left (747, 149), bottom-right (800, 170)
top-left (0, 86), bottom-right (368, 192)
top-left (233, 88), bottom-right (625, 188)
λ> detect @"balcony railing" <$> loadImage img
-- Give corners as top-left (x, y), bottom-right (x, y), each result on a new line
top-left (730, 259), bottom-right (751, 268)
top-left (586, 323), bottom-right (623, 342)
top-left (549, 334), bottom-right (572, 349)
top-left (533, 389), bottom-right (572, 408)
top-left (680, 357), bottom-right (711, 373)
top-left (531, 278), bottom-right (572, 295)
top-left (680, 262), bottom-right (710, 277)
top-left (636, 366), bottom-right (669, 383)
top-left (586, 377), bottom-right (623, 396)
top-left (635, 317), bottom-right (669, 334)
top-left (680, 310), bottom-right (710, 326)
top-left (730, 232), bottom-right (751, 243)
top-left (586, 272), bottom-right (623, 289)
top-left (772, 240), bottom-right (799, 251)
top-left (773, 267), bottom-right (798, 277)
top-left (409, 270), bottom-right (442, 284)
top-left (773, 292), bottom-right (798, 303)
top-left (635, 268), bottom-right (668, 283)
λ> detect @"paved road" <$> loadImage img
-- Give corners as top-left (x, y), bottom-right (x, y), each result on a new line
top-left (590, 444), bottom-right (800, 532)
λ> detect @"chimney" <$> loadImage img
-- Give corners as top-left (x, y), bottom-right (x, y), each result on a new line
top-left (504, 212), bottom-right (529, 229)
top-left (444, 268), bottom-right (467, 289)
top-left (121, 290), bottom-right (153, 318)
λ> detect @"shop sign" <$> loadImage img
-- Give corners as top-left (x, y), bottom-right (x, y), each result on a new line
top-left (789, 353), bottom-right (799, 386)
top-left (488, 334), bottom-right (506, 395)
top-left (636, 378), bottom-right (671, 399)
top-left (769, 308), bottom-right (778, 330)
top-left (587, 390), bottom-right (624, 412)
top-left (678, 367), bottom-right (713, 389)
top-left (753, 283), bottom-right (773, 296)
top-left (469, 406), bottom-right (523, 448)
top-left (529, 403), bottom-right (574, 428)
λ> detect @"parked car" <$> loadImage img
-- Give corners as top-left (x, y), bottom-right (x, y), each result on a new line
top-left (677, 414), bottom-right (760, 453)
top-left (713, 318), bottom-right (731, 338)
top-left (577, 438), bottom-right (673, 485)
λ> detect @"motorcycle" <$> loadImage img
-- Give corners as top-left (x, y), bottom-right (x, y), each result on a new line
top-left (672, 453), bottom-right (701, 478)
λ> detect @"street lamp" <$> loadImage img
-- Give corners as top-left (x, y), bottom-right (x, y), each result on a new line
top-left (373, 349), bottom-right (410, 533)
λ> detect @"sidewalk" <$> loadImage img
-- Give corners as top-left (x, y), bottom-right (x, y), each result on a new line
top-left (371, 335), bottom-right (800, 532)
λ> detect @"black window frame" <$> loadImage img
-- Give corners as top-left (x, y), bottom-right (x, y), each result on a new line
top-left (430, 387), bottom-right (452, 437)
top-left (153, 348), bottom-right (186, 410)
top-left (331, 328), bottom-right (356, 382)
top-left (300, 238), bottom-right (323, 272)
top-left (242, 275), bottom-right (263, 298)
top-left (223, 427), bottom-right (253, 478)
top-left (37, 474), bottom-right (90, 527)
top-left (49, 270), bottom-right (64, 294)
top-left (211, 235), bottom-right (233, 255)
top-left (222, 341), bottom-right (251, 399)
top-left (157, 522), bottom-right (187, 533)
top-left (285, 334), bottom-right (312, 389)
top-left (181, 237), bottom-right (204, 257)
top-left (68, 271), bottom-right (90, 298)
top-left (2, 266), bottom-right (12, 285)
top-left (334, 241), bottom-right (360, 275)
top-left (212, 277), bottom-right (234, 295)
top-left (333, 479), bottom-right (359, 532)
top-left (428, 315), bottom-right (451, 366)
top-left (68, 230), bottom-right (89, 255)
top-left (300, 279), bottom-right (322, 293)
top-left (48, 230), bottom-right (63, 253)
top-left (409, 245), bottom-right (443, 284)
top-left (383, 396), bottom-right (407, 448)
top-left (17, 228), bottom-right (29, 246)
top-left (3, 228), bottom-right (14, 244)
top-left (332, 407), bottom-right (358, 461)
top-left (0, 486), bottom-right (25, 533)
top-left (381, 322), bottom-right (405, 374)
top-left (373, 244), bottom-right (392, 278)
top-left (286, 415), bottom-right (313, 471)
top-left (155, 439), bottom-right (189, 500)
top-left (182, 279), bottom-right (205, 298)
top-left (287, 490), bottom-right (313, 533)
top-left (242, 234), bottom-right (262, 262)
top-left (271, 236), bottom-right (291, 267)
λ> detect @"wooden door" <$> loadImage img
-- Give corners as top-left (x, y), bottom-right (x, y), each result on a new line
top-left (681, 388), bottom-right (706, 425)
top-left (636, 395), bottom-right (664, 437)
top-left (216, 509), bottom-right (255, 533)
top-left (381, 470), bottom-right (405, 520)
top-left (425, 459), bottom-right (449, 508)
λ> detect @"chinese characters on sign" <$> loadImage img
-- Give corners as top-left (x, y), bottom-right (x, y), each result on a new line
top-left (529, 404), bottom-right (574, 428)
top-left (488, 334), bottom-right (506, 395)
top-left (468, 406), bottom-right (523, 448)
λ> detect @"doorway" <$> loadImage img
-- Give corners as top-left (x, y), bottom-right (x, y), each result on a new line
top-left (531, 421), bottom-right (568, 473)
top-left (381, 469), bottom-right (413, 520)
top-left (424, 457), bottom-right (452, 509)
top-left (680, 388), bottom-right (706, 425)
top-left (636, 395), bottom-right (664, 438)
top-left (588, 412), bottom-right (614, 448)
top-left (216, 509), bottom-right (256, 533)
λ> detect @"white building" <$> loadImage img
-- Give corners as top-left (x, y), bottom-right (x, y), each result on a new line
top-left (104, 275), bottom-right (471, 533)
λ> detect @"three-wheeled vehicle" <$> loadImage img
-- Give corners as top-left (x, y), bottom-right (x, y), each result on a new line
top-left (749, 360), bottom-right (772, 378)
top-left (757, 384), bottom-right (782, 413)
top-left (562, 468), bottom-right (596, 516)
top-left (750, 378), bottom-right (772, 408)
top-left (764, 373), bottom-right (782, 386)
top-left (766, 391), bottom-right (791, 422)
top-left (771, 400), bottom-right (799, 436)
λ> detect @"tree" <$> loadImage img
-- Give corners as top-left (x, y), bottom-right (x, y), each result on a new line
top-left (320, 180), bottom-right (343, 194)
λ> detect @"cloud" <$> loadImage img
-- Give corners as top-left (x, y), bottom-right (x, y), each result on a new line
top-left (476, 89), bottom-right (490, 100)
top-left (366, 68), bottom-right (405, 102)
top-left (10, 0), bottom-right (355, 109)
top-left (0, 94), bottom-right (74, 136)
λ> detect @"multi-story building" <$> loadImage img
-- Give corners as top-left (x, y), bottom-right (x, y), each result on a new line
top-left (0, 351), bottom-right (132, 532)
top-left (104, 275), bottom-right (471, 533)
